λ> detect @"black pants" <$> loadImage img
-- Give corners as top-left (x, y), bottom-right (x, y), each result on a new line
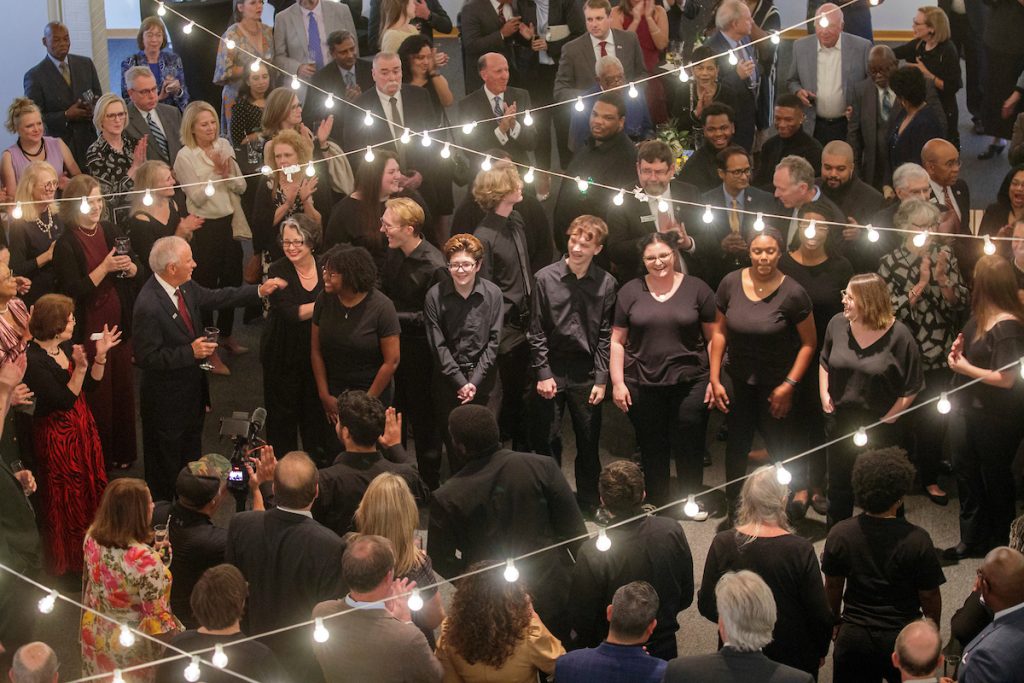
top-left (628, 379), bottom-right (708, 507)
top-left (826, 407), bottom-right (903, 528)
top-left (833, 623), bottom-right (901, 683)
top-left (813, 117), bottom-right (849, 147)
top-left (395, 334), bottom-right (443, 489)
top-left (433, 368), bottom-right (501, 476)
top-left (497, 339), bottom-right (531, 450)
top-left (949, 5), bottom-right (985, 121)
top-left (794, 370), bottom-right (827, 492)
top-left (524, 63), bottom-right (570, 171)
top-left (264, 363), bottom-right (327, 465)
top-left (950, 410), bottom-right (1023, 552)
top-left (906, 368), bottom-right (951, 488)
top-left (141, 379), bottom-right (205, 502)
top-left (724, 377), bottom-right (798, 506)
top-left (191, 214), bottom-right (243, 337)
top-left (529, 383), bottom-right (604, 508)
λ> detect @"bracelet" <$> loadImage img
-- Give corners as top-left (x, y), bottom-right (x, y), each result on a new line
top-left (782, 377), bottom-right (798, 387)
top-left (428, 73), bottom-right (440, 78)
top-left (94, 359), bottom-right (107, 366)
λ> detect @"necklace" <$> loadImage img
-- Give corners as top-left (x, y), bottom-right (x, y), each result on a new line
top-left (39, 341), bottom-right (61, 357)
top-left (297, 266), bottom-right (317, 280)
top-left (36, 209), bottom-right (56, 239)
top-left (17, 139), bottom-right (45, 158)
top-left (0, 305), bottom-right (8, 315)
top-left (77, 223), bottom-right (99, 237)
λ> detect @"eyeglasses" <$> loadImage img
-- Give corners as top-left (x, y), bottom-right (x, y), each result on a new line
top-left (642, 253), bottom-right (673, 263)
top-left (104, 111), bottom-right (127, 120)
top-left (133, 86), bottom-right (159, 96)
top-left (449, 262), bottom-right (477, 272)
top-left (41, 180), bottom-right (58, 191)
top-left (725, 167), bottom-right (752, 177)
top-left (281, 239), bottom-right (305, 248)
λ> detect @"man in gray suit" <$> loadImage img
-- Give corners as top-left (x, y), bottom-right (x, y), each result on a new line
top-left (273, 0), bottom-right (358, 84)
top-left (959, 547), bottom-right (1024, 683)
top-left (553, 0), bottom-right (645, 103)
top-left (786, 2), bottom-right (871, 146)
top-left (124, 67), bottom-right (183, 166)
top-left (312, 534), bottom-right (443, 683)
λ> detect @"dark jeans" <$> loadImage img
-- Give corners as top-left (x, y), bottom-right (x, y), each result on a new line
top-left (628, 379), bottom-right (708, 507)
top-left (950, 410), bottom-right (1023, 552)
top-left (813, 116), bottom-right (849, 147)
top-left (833, 623), bottom-right (901, 683)
top-left (906, 368), bottom-right (952, 487)
top-left (192, 214), bottom-right (243, 338)
top-left (529, 383), bottom-right (604, 508)
top-left (395, 334), bottom-right (443, 488)
top-left (826, 407), bottom-right (903, 528)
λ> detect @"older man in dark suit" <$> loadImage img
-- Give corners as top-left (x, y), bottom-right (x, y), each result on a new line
top-left (552, 0), bottom-right (645, 103)
top-left (703, 0), bottom-right (759, 151)
top-left (305, 30), bottom-right (373, 148)
top-left (921, 138), bottom-right (975, 282)
top-left (133, 236), bottom-right (286, 502)
top-left (23, 22), bottom-right (102, 169)
top-left (456, 53), bottom-right (536, 167)
top-left (459, 0), bottom-right (531, 92)
top-left (124, 67), bottom-right (182, 165)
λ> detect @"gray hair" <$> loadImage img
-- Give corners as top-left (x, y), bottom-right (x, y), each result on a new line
top-left (715, 0), bottom-right (747, 32)
top-left (279, 213), bottom-right (322, 250)
top-left (11, 642), bottom-right (59, 683)
top-left (892, 163), bottom-right (930, 191)
top-left (894, 619), bottom-right (942, 677)
top-left (595, 54), bottom-right (624, 77)
top-left (609, 581), bottom-right (659, 640)
top-left (125, 65), bottom-right (156, 91)
top-left (149, 235), bottom-right (189, 275)
top-left (92, 93), bottom-right (128, 133)
top-left (373, 51), bottom-right (401, 68)
top-left (716, 571), bottom-right (777, 652)
top-left (893, 198), bottom-right (940, 233)
top-left (737, 465), bottom-right (790, 531)
top-left (777, 155), bottom-right (815, 190)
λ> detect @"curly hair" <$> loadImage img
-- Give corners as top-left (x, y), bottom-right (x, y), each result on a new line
top-left (323, 245), bottom-right (378, 293)
top-left (443, 562), bottom-right (533, 668)
top-left (852, 447), bottom-right (915, 514)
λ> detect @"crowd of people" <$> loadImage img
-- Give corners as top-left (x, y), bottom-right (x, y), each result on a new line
top-left (3, 0), bottom-right (1024, 680)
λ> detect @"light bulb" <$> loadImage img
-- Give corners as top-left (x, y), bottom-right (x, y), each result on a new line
top-left (408, 590), bottom-right (424, 611)
top-left (364, 109), bottom-right (375, 126)
top-left (11, 202), bottom-right (22, 219)
top-left (576, 177), bottom-right (588, 192)
top-left (183, 22), bottom-right (194, 34)
top-left (984, 235), bottom-right (996, 255)
top-left (523, 110), bottom-right (533, 126)
top-left (440, 142), bottom-right (451, 159)
top-left (775, 463), bottom-right (792, 485)
top-left (937, 392), bottom-right (951, 414)
top-left (803, 220), bottom-right (817, 239)
top-left (462, 122), bottom-right (476, 134)
top-left (869, 0), bottom-right (879, 4)
top-left (250, 59), bottom-right (261, 73)
top-left (184, 656), bottom-right (201, 682)
top-left (595, 528), bottom-right (611, 552)
top-left (819, 15), bottom-right (830, 28)
top-left (702, 204), bottom-right (714, 224)
top-left (291, 76), bottom-right (301, 90)
top-left (212, 644), bottom-right (228, 669)
top-left (118, 624), bottom-right (135, 648)
top-left (112, 670), bottom-right (125, 683)
top-left (866, 225), bottom-right (880, 242)
top-left (657, 199), bottom-right (670, 213)
top-left (524, 167), bottom-right (535, 184)
top-left (313, 617), bottom-right (330, 643)
top-left (753, 212), bottom-right (765, 231)
top-left (38, 590), bottom-right (57, 614)
top-left (481, 155), bottom-right (492, 171)
top-left (324, 94), bottom-right (334, 109)
top-left (204, 181), bottom-right (215, 197)
top-left (678, 68), bottom-right (689, 83)
top-left (628, 82), bottom-right (639, 98)
top-left (364, 146), bottom-right (375, 162)
top-left (421, 131), bottom-right (432, 147)
top-left (683, 495), bottom-right (700, 518)
top-left (79, 196), bottom-right (90, 214)
top-left (853, 428), bottom-right (868, 447)
top-left (574, 97), bottom-right (584, 112)
top-left (1020, 357), bottom-right (1024, 379)
top-left (913, 230), bottom-right (928, 248)
top-left (728, 51), bottom-right (738, 66)
top-left (503, 558), bottom-right (519, 582)
top-left (142, 190), bottom-right (154, 206)
top-left (770, 31), bottom-right (781, 44)
top-left (305, 162), bottom-right (316, 178)
top-left (225, 39), bottom-right (236, 50)
top-left (157, 1), bottom-right (166, 15)
top-left (613, 190), bottom-right (624, 206)
top-left (400, 128), bottom-right (411, 144)
top-left (261, 164), bottom-right (272, 176)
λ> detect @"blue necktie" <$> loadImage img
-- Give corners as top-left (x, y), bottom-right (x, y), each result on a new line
top-left (308, 13), bottom-right (324, 69)
top-left (493, 96), bottom-right (504, 117)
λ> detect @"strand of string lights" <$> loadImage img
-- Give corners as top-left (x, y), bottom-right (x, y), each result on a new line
top-left (18, 355), bottom-right (1021, 683)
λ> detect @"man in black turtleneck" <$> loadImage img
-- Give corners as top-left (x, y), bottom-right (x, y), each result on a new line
top-left (753, 93), bottom-right (823, 190)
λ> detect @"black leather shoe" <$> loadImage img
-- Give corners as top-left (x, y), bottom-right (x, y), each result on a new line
top-left (925, 489), bottom-right (949, 506)
top-left (978, 144), bottom-right (1005, 160)
top-left (942, 543), bottom-right (986, 562)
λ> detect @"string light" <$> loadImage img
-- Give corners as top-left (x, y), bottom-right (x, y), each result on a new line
top-left (775, 463), bottom-right (792, 485)
top-left (38, 590), bottom-right (57, 614)
top-left (324, 94), bottom-right (334, 109)
top-left (866, 225), bottom-right (880, 242)
top-left (408, 590), bottom-right (424, 611)
top-left (984, 235), bottom-right (996, 255)
top-left (523, 110), bottom-right (533, 126)
top-left (183, 21), bottom-right (194, 34)
top-left (613, 190), bottom-right (624, 206)
top-left (204, 181), bottom-right (215, 197)
top-left (1020, 357), bottom-right (1024, 379)
top-left (142, 190), bottom-right (154, 206)
top-left (503, 558), bottom-right (519, 582)
top-left (305, 162), bottom-right (316, 177)
top-left (112, 670), bottom-right (125, 683)
top-left (678, 68), bottom-right (689, 83)
top-left (524, 167), bottom-right (535, 183)
top-left (156, 1), bottom-right (166, 15)
top-left (595, 528), bottom-right (611, 552)
top-left (261, 164), bottom-right (272, 176)
top-left (937, 392), bottom-right (952, 414)
top-left (400, 128), bottom-right (412, 144)
top-left (656, 198), bottom-right (669, 213)
top-left (803, 220), bottom-right (816, 239)
top-left (728, 51), bottom-right (739, 66)
top-left (770, 31), bottom-right (781, 44)
top-left (627, 82), bottom-right (639, 98)
top-left (313, 617), bottom-right (330, 643)
top-left (576, 177), bottom-right (589, 192)
top-left (118, 624), bottom-right (136, 648)
top-left (11, 202), bottom-right (22, 219)
top-left (683, 495), bottom-right (700, 518)
top-left (574, 97), bottom-right (585, 112)
top-left (79, 197), bottom-right (90, 214)
top-left (250, 59), bottom-right (261, 73)
top-left (420, 131), bottom-right (432, 147)
top-left (183, 656), bottom-right (201, 682)
top-left (212, 644), bottom-right (228, 669)
top-left (440, 142), bottom-right (451, 158)
top-left (819, 14), bottom-right (830, 28)
top-left (869, 0), bottom-right (879, 4)
top-left (364, 146), bottom-right (375, 162)
top-left (462, 122), bottom-right (476, 134)
top-left (753, 212), bottom-right (765, 231)
top-left (481, 155), bottom-right (492, 171)
top-left (291, 76), bottom-right (300, 90)
top-left (363, 110), bottom-right (374, 126)
top-left (225, 39), bottom-right (236, 50)
top-left (913, 230), bottom-right (928, 248)
top-left (702, 204), bottom-right (714, 223)
top-left (853, 428), bottom-right (868, 447)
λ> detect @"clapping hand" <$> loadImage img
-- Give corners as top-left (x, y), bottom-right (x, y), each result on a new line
top-left (518, 21), bottom-right (535, 41)
top-left (386, 577), bottom-right (416, 622)
top-left (317, 116), bottom-right (334, 147)
top-left (95, 324), bottom-right (123, 357)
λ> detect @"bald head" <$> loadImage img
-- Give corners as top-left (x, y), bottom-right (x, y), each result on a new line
top-left (921, 139), bottom-right (960, 187)
top-left (272, 451), bottom-right (318, 509)
top-left (821, 141), bottom-right (855, 190)
top-left (10, 642), bottom-right (59, 683)
top-left (814, 3), bottom-right (843, 48)
top-left (977, 547), bottom-right (1024, 612)
top-left (893, 619), bottom-right (942, 678)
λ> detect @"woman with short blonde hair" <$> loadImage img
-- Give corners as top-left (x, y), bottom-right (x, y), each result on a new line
top-left (1, 97), bottom-right (79, 197)
top-left (126, 160), bottom-right (204, 277)
top-left (894, 5), bottom-right (961, 146)
top-left (9, 162), bottom-right (63, 305)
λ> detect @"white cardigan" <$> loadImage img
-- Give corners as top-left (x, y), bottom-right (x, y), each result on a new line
top-left (173, 138), bottom-right (247, 219)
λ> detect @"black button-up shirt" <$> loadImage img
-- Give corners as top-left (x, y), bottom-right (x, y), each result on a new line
top-left (528, 258), bottom-right (617, 386)
top-left (381, 239), bottom-right (447, 334)
top-left (424, 275), bottom-right (504, 389)
top-left (474, 210), bottom-right (532, 327)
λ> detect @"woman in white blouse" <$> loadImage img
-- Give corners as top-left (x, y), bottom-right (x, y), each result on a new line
top-left (173, 100), bottom-right (248, 375)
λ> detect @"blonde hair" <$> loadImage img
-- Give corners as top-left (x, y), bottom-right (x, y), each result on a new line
top-left (353, 473), bottom-right (423, 577)
top-left (5, 97), bottom-right (40, 135)
top-left (265, 129), bottom-right (312, 188)
top-left (919, 6), bottom-right (951, 44)
top-left (180, 100), bottom-right (220, 148)
top-left (13, 161), bottom-right (58, 222)
top-left (131, 160), bottom-right (172, 212)
top-left (471, 162), bottom-right (521, 211)
top-left (262, 88), bottom-right (299, 138)
top-left (92, 93), bottom-right (128, 134)
top-left (384, 197), bottom-right (424, 235)
top-left (847, 273), bottom-right (895, 330)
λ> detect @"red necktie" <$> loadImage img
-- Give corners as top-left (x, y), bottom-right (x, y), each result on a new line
top-left (943, 186), bottom-right (961, 233)
top-left (599, 40), bottom-right (608, 57)
top-left (175, 288), bottom-right (196, 336)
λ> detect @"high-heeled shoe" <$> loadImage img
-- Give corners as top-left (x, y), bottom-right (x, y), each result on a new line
top-left (978, 143), bottom-right (1005, 160)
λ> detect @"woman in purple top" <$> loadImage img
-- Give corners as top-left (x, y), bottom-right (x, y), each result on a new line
top-left (1, 98), bottom-right (80, 199)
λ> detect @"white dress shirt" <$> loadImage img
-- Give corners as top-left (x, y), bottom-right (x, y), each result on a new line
top-left (484, 85), bottom-right (522, 144)
top-left (535, 0), bottom-right (554, 65)
top-left (815, 35), bottom-right (845, 119)
top-left (154, 273), bottom-right (180, 307)
top-left (490, 0), bottom-right (511, 22)
top-left (929, 178), bottom-right (962, 220)
top-left (591, 33), bottom-right (615, 61)
top-left (377, 87), bottom-right (405, 138)
top-left (876, 84), bottom-right (895, 122)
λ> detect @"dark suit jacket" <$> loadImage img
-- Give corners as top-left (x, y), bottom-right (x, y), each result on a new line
top-left (126, 102), bottom-right (183, 165)
top-left (456, 86), bottom-right (536, 166)
top-left (960, 607), bottom-right (1024, 683)
top-left (344, 84), bottom-right (438, 173)
top-left (554, 642), bottom-right (667, 683)
top-left (697, 184), bottom-right (776, 289)
top-left (703, 31), bottom-right (757, 151)
top-left (226, 508), bottom-right (346, 683)
top-left (24, 54), bottom-right (102, 168)
top-left (818, 177), bottom-right (886, 274)
top-left (930, 179), bottom-right (977, 282)
top-left (517, 0), bottom-right (585, 68)
top-left (605, 180), bottom-right (702, 282)
top-left (553, 29), bottom-right (646, 101)
top-left (663, 647), bottom-right (814, 683)
top-left (459, 0), bottom-right (530, 91)
top-left (678, 144), bottom-right (725, 193)
top-left (305, 59), bottom-right (374, 148)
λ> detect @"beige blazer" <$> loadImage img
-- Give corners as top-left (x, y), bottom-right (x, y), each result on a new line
top-left (434, 612), bottom-right (565, 683)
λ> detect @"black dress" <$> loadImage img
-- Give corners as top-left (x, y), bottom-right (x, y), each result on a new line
top-left (125, 204), bottom-right (181, 281)
top-left (888, 105), bottom-right (946, 170)
top-left (8, 210), bottom-right (63, 306)
top-left (325, 191), bottom-right (430, 271)
top-left (893, 40), bottom-right (962, 147)
top-left (250, 176), bottom-right (334, 262)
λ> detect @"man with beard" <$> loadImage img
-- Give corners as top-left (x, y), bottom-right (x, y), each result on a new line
top-left (678, 103), bottom-right (738, 193)
top-left (554, 92), bottom-right (638, 253)
top-left (753, 94), bottom-right (823, 190)
top-left (818, 140), bottom-right (884, 274)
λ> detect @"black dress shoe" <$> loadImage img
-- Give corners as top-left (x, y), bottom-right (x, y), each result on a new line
top-left (942, 543), bottom-right (987, 562)
top-left (925, 488), bottom-right (949, 506)
top-left (979, 143), bottom-right (1005, 160)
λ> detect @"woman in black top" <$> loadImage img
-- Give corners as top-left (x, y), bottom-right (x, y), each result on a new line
top-left (9, 161), bottom-right (63, 306)
top-left (888, 66), bottom-right (945, 171)
top-left (945, 255), bottom-right (1024, 559)
top-left (262, 215), bottom-right (328, 465)
top-left (819, 273), bottom-right (923, 528)
top-left (979, 166), bottom-right (1024, 251)
top-left (125, 161), bottom-right (203, 280)
top-left (699, 465), bottom-right (833, 678)
top-left (230, 61), bottom-right (272, 223)
top-left (780, 202), bottom-right (853, 516)
top-left (610, 232), bottom-right (718, 509)
top-left (671, 45), bottom-right (743, 151)
top-left (709, 228), bottom-right (816, 519)
top-left (894, 6), bottom-right (962, 148)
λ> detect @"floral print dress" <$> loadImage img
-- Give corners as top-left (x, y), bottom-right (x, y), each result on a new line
top-left (81, 536), bottom-right (183, 682)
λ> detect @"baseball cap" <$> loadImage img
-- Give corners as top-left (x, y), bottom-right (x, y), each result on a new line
top-left (175, 453), bottom-right (231, 508)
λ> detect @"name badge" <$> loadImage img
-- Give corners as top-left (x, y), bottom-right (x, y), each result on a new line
top-left (641, 215), bottom-right (656, 223)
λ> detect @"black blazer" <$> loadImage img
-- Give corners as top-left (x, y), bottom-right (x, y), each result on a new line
top-left (677, 143), bottom-right (725, 194)
top-left (456, 86), bottom-right (537, 166)
top-left (517, 0), bottom-right (585, 66)
top-left (23, 54), bottom-right (102, 167)
top-left (459, 0), bottom-right (530, 91)
top-left (930, 178), bottom-right (976, 282)
top-left (305, 59), bottom-right (374, 148)
top-left (663, 647), bottom-right (814, 683)
top-left (52, 222), bottom-right (141, 342)
top-left (605, 180), bottom-right (702, 282)
top-left (703, 31), bottom-right (757, 152)
top-left (344, 84), bottom-right (438, 173)
top-left (697, 184), bottom-right (776, 289)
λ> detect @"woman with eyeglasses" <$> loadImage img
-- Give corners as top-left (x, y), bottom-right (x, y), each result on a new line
top-left (119, 15), bottom-right (189, 110)
top-left (878, 199), bottom-right (968, 507)
top-left (610, 231), bottom-right (718, 512)
top-left (85, 94), bottom-right (147, 218)
top-left (262, 215), bottom-right (328, 463)
top-left (819, 273), bottom-right (923, 528)
top-left (9, 161), bottom-right (64, 306)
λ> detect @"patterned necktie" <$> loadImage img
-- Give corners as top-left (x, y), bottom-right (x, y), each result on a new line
top-left (175, 288), bottom-right (196, 336)
top-left (146, 112), bottom-right (169, 162)
top-left (308, 12), bottom-right (324, 69)
top-left (943, 186), bottom-right (961, 233)
top-left (59, 61), bottom-right (71, 86)
top-left (493, 95), bottom-right (504, 117)
top-left (344, 70), bottom-right (355, 90)
top-left (729, 198), bottom-right (741, 234)
top-left (599, 40), bottom-right (608, 57)
top-left (881, 89), bottom-right (893, 121)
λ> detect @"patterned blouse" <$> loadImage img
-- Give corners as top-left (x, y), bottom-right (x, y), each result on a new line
top-left (230, 98), bottom-right (266, 173)
top-left (119, 49), bottom-right (190, 111)
top-left (80, 535), bottom-right (183, 682)
top-left (214, 22), bottom-right (274, 135)
top-left (0, 298), bottom-right (30, 367)
top-left (86, 134), bottom-right (139, 213)
top-left (878, 244), bottom-right (969, 371)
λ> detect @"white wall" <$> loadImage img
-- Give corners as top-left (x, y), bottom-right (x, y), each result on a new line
top-left (105, 0), bottom-right (139, 29)
top-left (773, 0), bottom-right (938, 33)
top-left (0, 2), bottom-right (56, 150)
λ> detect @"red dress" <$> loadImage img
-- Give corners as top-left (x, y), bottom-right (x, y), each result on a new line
top-left (621, 13), bottom-right (668, 124)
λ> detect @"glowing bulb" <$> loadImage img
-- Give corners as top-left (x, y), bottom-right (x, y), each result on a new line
top-left (984, 235), bottom-right (996, 255)
top-left (261, 164), bottom-right (272, 176)
top-left (79, 197), bottom-right (90, 214)
top-left (305, 162), bottom-right (316, 177)
top-left (118, 624), bottom-right (135, 648)
top-left (596, 528), bottom-right (611, 552)
top-left (313, 617), bottom-right (330, 643)
top-left (11, 202), bottom-right (22, 219)
top-left (913, 230), bottom-right (928, 248)
top-left (657, 199), bottom-right (670, 213)
top-left (364, 110), bottom-right (375, 128)
top-left (775, 463), bottom-right (792, 485)
top-left (212, 644), bottom-right (228, 668)
top-left (753, 212), bottom-right (765, 232)
top-left (204, 181), bottom-right (215, 197)
top-left (112, 670), bottom-right (125, 683)
top-left (324, 94), bottom-right (334, 109)
top-left (613, 190), bottom-right (624, 206)
top-left (937, 392), bottom-right (951, 414)
top-left (728, 51), bottom-right (738, 66)
top-left (399, 128), bottom-right (411, 144)
top-left (803, 220), bottom-right (817, 239)
top-left (853, 428), bottom-right (868, 447)
top-left (408, 590), bottom-right (424, 611)
top-left (157, 2), bottom-right (166, 15)
top-left (142, 190), bottom-right (154, 206)
top-left (440, 142), bottom-right (451, 159)
top-left (364, 146), bottom-right (375, 162)
top-left (576, 177), bottom-right (588, 192)
top-left (819, 15), bottom-right (830, 28)
top-left (250, 59), bottom-right (261, 73)
top-left (1019, 357), bottom-right (1024, 379)
top-left (38, 590), bottom-right (57, 614)
top-left (523, 110), bottom-right (533, 126)
top-left (869, 0), bottom-right (879, 4)
top-left (678, 68), bottom-right (689, 83)
top-left (421, 131), bottom-right (432, 147)
top-left (683, 495), bottom-right (700, 518)
top-left (183, 22), bottom-right (194, 34)
top-left (503, 559), bottom-right (519, 582)
top-left (462, 122), bottom-right (476, 134)
top-left (291, 76), bottom-right (301, 90)
top-left (702, 204), bottom-right (714, 224)
top-left (184, 656), bottom-right (201, 682)
top-left (866, 225), bottom-right (880, 242)
top-left (524, 167), bottom-right (535, 184)
top-left (627, 82), bottom-right (639, 98)
top-left (574, 97), bottom-right (584, 112)
top-left (225, 39), bottom-right (236, 50)
top-left (771, 31), bottom-right (781, 44)
top-left (481, 155), bottom-right (492, 171)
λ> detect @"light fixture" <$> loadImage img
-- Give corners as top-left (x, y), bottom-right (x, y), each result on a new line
top-left (225, 39), bottom-right (236, 50)
top-left (628, 82), bottom-right (639, 98)
top-left (853, 428), bottom-right (868, 447)
top-left (1020, 357), bottom-right (1024, 379)
top-left (728, 51), bottom-right (738, 66)
top-left (212, 644), bottom-right (228, 669)
top-left (142, 190), bottom-right (153, 206)
top-left (984, 235), bottom-right (996, 255)
top-left (204, 181), bottom-right (215, 197)
top-left (157, 1), bottom-right (166, 15)
top-left (819, 15), bottom-right (830, 28)
top-left (408, 590), bottom-right (424, 611)
top-left (12, 202), bottom-right (22, 219)
top-left (613, 190), bottom-right (625, 206)
top-left (770, 31), bottom-right (781, 44)
top-left (913, 230), bottom-right (928, 248)
top-left (574, 97), bottom-right (584, 112)
top-left (524, 167), bottom-right (535, 183)
top-left (678, 68), bottom-right (689, 83)
top-left (261, 164), bottom-right (272, 176)
top-left (421, 131), bottom-right (432, 147)
top-left (118, 624), bottom-right (135, 648)
top-left (481, 155), bottom-right (492, 171)
top-left (595, 528), bottom-right (611, 552)
top-left (313, 617), bottom-right (330, 643)
top-left (683, 495), bottom-right (700, 518)
top-left (866, 225), bottom-right (880, 242)
top-left (305, 162), bottom-right (316, 177)
top-left (364, 146), bottom-right (375, 162)
top-left (753, 212), bottom-right (765, 231)
top-left (112, 670), bottom-right (125, 683)
top-left (462, 122), bottom-right (476, 134)
top-left (775, 463), bottom-right (792, 485)
top-left (803, 220), bottom-right (816, 239)
top-left (440, 143), bottom-right (451, 159)
top-left (250, 59), bottom-right (261, 73)
top-left (183, 657), bottom-right (201, 682)
top-left (400, 128), bottom-right (411, 144)
top-left (38, 590), bottom-right (57, 614)
top-left (657, 199), bottom-right (670, 213)
top-left (523, 110), bottom-right (533, 126)
top-left (937, 392), bottom-right (951, 414)
top-left (324, 94), bottom-right (334, 109)
top-left (183, 22), bottom-right (194, 34)
top-left (79, 197), bottom-right (90, 214)
top-left (291, 76), bottom-right (301, 90)
top-left (702, 204), bottom-right (714, 224)
top-left (576, 177), bottom-right (588, 192)
top-left (364, 110), bottom-right (374, 126)
top-left (503, 558), bottom-right (519, 582)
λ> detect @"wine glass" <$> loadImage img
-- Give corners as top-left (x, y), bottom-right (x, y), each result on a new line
top-left (153, 522), bottom-right (172, 565)
top-left (114, 236), bottom-right (131, 278)
top-left (199, 326), bottom-right (219, 371)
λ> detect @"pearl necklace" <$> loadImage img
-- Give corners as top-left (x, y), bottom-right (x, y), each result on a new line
top-left (36, 210), bottom-right (56, 240)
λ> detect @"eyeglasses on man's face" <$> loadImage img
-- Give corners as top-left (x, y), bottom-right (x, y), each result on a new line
top-left (448, 261), bottom-right (477, 272)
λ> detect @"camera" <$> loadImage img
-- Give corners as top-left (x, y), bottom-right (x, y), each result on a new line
top-left (218, 408), bottom-right (267, 495)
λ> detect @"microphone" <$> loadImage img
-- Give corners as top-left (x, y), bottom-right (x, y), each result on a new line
top-left (247, 407), bottom-right (267, 443)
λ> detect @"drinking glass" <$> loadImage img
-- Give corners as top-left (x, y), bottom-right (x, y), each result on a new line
top-left (153, 523), bottom-right (172, 565)
top-left (114, 236), bottom-right (131, 278)
top-left (10, 460), bottom-right (30, 496)
top-left (199, 326), bottom-right (219, 371)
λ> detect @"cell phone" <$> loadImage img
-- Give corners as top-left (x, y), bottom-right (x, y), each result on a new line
top-left (228, 469), bottom-right (245, 482)
top-left (89, 332), bottom-right (103, 341)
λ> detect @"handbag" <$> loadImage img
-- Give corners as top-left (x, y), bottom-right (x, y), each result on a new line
top-left (229, 190), bottom-right (252, 241)
top-left (321, 140), bottom-right (355, 196)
